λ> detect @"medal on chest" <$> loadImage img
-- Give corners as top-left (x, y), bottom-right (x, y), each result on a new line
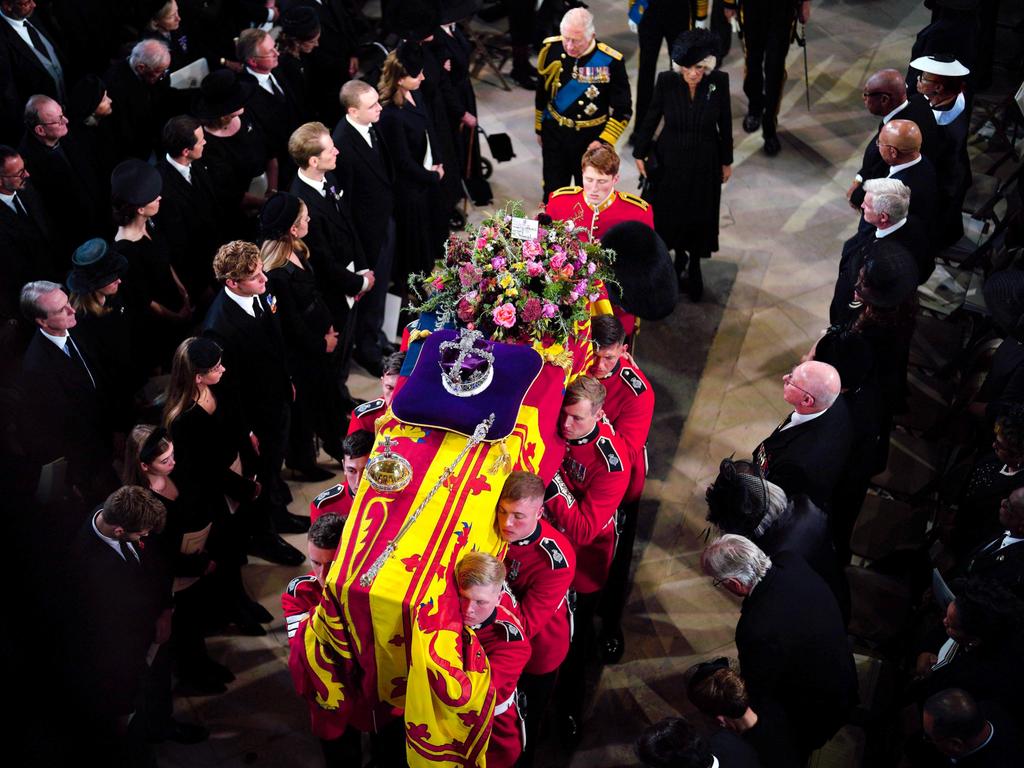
top-left (564, 455), bottom-right (587, 484)
top-left (507, 558), bottom-right (522, 582)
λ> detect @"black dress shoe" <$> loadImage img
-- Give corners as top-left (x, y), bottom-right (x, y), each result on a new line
top-left (274, 511), bottom-right (312, 533)
top-left (245, 598), bottom-right (274, 624)
top-left (599, 628), bottom-right (625, 664)
top-left (150, 719), bottom-right (209, 744)
top-left (286, 464), bottom-right (335, 483)
top-left (763, 134), bottom-right (781, 156)
top-left (175, 675), bottom-right (227, 697)
top-left (510, 67), bottom-right (537, 90)
top-left (354, 352), bottom-right (385, 378)
top-left (687, 257), bottom-right (704, 302)
top-left (199, 657), bottom-right (235, 683)
top-left (249, 533), bottom-right (305, 566)
top-left (742, 113), bottom-right (761, 133)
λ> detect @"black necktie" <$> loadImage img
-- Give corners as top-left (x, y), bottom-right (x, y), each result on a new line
top-left (25, 21), bottom-right (52, 62)
top-left (12, 192), bottom-right (28, 218)
top-left (119, 541), bottom-right (139, 564)
top-left (253, 297), bottom-right (264, 318)
top-left (369, 126), bottom-right (379, 152)
top-left (66, 335), bottom-right (96, 388)
top-left (269, 75), bottom-right (284, 100)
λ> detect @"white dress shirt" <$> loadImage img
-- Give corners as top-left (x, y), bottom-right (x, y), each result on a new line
top-left (165, 154), bottom-right (191, 184)
top-left (780, 408), bottom-right (827, 432)
top-left (224, 287), bottom-right (258, 317)
top-left (887, 154), bottom-right (922, 177)
top-left (345, 115), bottom-right (373, 148)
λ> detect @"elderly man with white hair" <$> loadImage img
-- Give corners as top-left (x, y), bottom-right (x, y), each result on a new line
top-left (103, 38), bottom-right (173, 161)
top-left (830, 177), bottom-right (923, 326)
top-left (701, 534), bottom-right (858, 760)
top-left (751, 360), bottom-right (853, 509)
top-left (534, 6), bottom-right (632, 201)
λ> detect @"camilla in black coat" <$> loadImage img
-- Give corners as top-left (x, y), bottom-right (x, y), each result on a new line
top-left (632, 66), bottom-right (733, 258)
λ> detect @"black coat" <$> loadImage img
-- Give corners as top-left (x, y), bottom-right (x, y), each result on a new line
top-left (266, 257), bottom-right (333, 359)
top-left (154, 157), bottom-right (224, 300)
top-left (0, 185), bottom-right (60, 326)
top-left (103, 57), bottom-right (174, 161)
top-left (377, 99), bottom-right (446, 280)
top-left (0, 13), bottom-right (65, 142)
top-left (961, 535), bottom-right (1024, 598)
top-left (201, 289), bottom-right (292, 436)
top-left (754, 495), bottom-right (850, 624)
top-left (333, 117), bottom-right (395, 264)
top-left (18, 132), bottom-right (102, 248)
top-left (753, 399), bottom-right (854, 509)
top-left (736, 551), bottom-right (858, 753)
top-left (67, 514), bottom-right (169, 718)
top-left (708, 730), bottom-right (765, 768)
top-left (632, 69), bottom-right (733, 254)
top-left (935, 103), bottom-right (972, 247)
top-left (238, 69), bottom-right (304, 182)
top-left (289, 171), bottom-right (367, 327)
top-left (295, 0), bottom-right (362, 126)
top-left (976, 338), bottom-right (1024, 428)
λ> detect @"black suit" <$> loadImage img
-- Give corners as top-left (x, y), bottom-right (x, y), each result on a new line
top-left (17, 329), bottom-right (116, 510)
top-left (891, 156), bottom-right (939, 229)
top-left (736, 551), bottom-right (858, 755)
top-left (853, 94), bottom-right (942, 200)
top-left (333, 118), bottom-right (395, 364)
top-left (290, 0), bottom-right (362, 126)
top-left (18, 132), bottom-right (102, 249)
top-left (830, 223), bottom-right (922, 326)
top-left (103, 58), bottom-right (174, 161)
top-left (962, 534), bottom-right (1024, 597)
top-left (202, 289), bottom-right (292, 530)
top-left (0, 12), bottom-right (65, 143)
top-left (154, 157), bottom-right (224, 303)
top-left (239, 69), bottom-right (304, 187)
top-left (753, 399), bottom-right (854, 510)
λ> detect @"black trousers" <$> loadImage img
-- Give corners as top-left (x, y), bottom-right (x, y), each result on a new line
top-left (635, 1), bottom-right (690, 132)
top-left (740, 0), bottom-right (796, 135)
top-left (540, 121), bottom-right (603, 201)
top-left (598, 502), bottom-right (638, 636)
top-left (554, 589), bottom-right (600, 724)
top-left (354, 218), bottom-right (396, 365)
top-left (253, 403), bottom-right (292, 533)
top-left (517, 669), bottom-right (559, 767)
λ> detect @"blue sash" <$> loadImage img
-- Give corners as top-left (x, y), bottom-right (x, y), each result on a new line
top-left (628, 0), bottom-right (649, 25)
top-left (552, 48), bottom-right (612, 115)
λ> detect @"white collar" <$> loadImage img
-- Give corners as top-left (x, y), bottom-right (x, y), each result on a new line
top-left (297, 167), bottom-right (327, 197)
top-left (0, 12), bottom-right (25, 28)
top-left (165, 153), bottom-right (191, 182)
top-left (0, 189), bottom-right (16, 211)
top-left (224, 286), bottom-right (258, 317)
top-left (933, 92), bottom-right (966, 126)
top-left (781, 409), bottom-right (827, 431)
top-left (882, 99), bottom-right (909, 123)
top-left (346, 114), bottom-right (373, 146)
top-left (91, 511), bottom-right (139, 561)
top-left (999, 464), bottom-right (1024, 476)
top-left (39, 327), bottom-right (69, 350)
top-left (1001, 531), bottom-right (1024, 548)
top-left (876, 217), bottom-right (908, 238)
top-left (887, 155), bottom-right (922, 176)
top-left (246, 66), bottom-right (277, 93)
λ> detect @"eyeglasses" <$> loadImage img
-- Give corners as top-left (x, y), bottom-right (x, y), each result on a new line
top-left (783, 372), bottom-right (815, 400)
top-left (711, 577), bottom-right (729, 588)
top-left (875, 138), bottom-right (899, 151)
top-left (38, 114), bottom-right (67, 126)
top-left (253, 46), bottom-right (280, 59)
top-left (861, 91), bottom-right (888, 99)
top-left (917, 74), bottom-right (938, 85)
top-left (0, 167), bottom-right (28, 179)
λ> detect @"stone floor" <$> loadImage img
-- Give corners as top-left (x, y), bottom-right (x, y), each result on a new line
top-left (162, 1), bottom-right (939, 765)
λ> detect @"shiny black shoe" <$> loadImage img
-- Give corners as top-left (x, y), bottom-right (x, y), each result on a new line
top-left (763, 134), bottom-right (782, 156)
top-left (274, 511), bottom-right (312, 533)
top-left (199, 657), bottom-right (236, 683)
top-left (687, 258), bottom-right (704, 302)
top-left (149, 719), bottom-right (209, 744)
top-left (249, 532), bottom-right (305, 566)
top-left (510, 67), bottom-right (537, 90)
top-left (354, 352), bottom-right (385, 378)
top-left (742, 112), bottom-right (762, 133)
top-left (244, 598), bottom-right (274, 624)
top-left (286, 464), bottom-right (335, 483)
top-left (599, 628), bottom-right (625, 664)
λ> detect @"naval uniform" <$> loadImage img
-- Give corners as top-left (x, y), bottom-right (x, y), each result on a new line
top-left (468, 597), bottom-right (531, 768)
top-left (505, 519), bottom-right (576, 767)
top-left (535, 36), bottom-right (632, 199)
top-left (309, 481), bottom-right (355, 524)
top-left (725, 0), bottom-right (803, 137)
top-left (347, 397), bottom-right (386, 435)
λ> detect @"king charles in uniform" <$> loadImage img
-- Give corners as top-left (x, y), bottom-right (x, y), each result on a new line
top-left (535, 7), bottom-right (632, 200)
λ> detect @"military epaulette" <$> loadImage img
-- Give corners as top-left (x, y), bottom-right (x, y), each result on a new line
top-left (619, 366), bottom-right (648, 396)
top-left (617, 191), bottom-right (650, 211)
top-left (354, 398), bottom-right (385, 417)
top-left (596, 41), bottom-right (623, 61)
top-left (549, 186), bottom-right (582, 198)
top-left (287, 574), bottom-right (319, 596)
top-left (546, 472), bottom-right (577, 506)
top-left (542, 35), bottom-right (562, 45)
top-left (312, 483), bottom-right (346, 509)
top-left (596, 436), bottom-right (625, 472)
top-left (496, 619), bottom-right (526, 642)
top-left (539, 537), bottom-right (570, 570)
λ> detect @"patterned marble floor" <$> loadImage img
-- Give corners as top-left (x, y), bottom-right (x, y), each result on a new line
top-left (161, 1), bottom-right (935, 765)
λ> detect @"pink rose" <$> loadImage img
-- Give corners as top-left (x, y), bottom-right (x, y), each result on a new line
top-left (491, 256), bottom-right (506, 271)
top-left (541, 301), bottom-right (558, 319)
top-left (526, 260), bottom-right (544, 277)
top-left (575, 279), bottom-right (588, 295)
top-left (492, 302), bottom-right (517, 328)
top-left (521, 239), bottom-right (543, 259)
top-left (475, 236), bottom-right (488, 250)
top-left (550, 252), bottom-right (567, 270)
top-left (456, 291), bottom-right (478, 322)
top-left (587, 262), bottom-right (597, 274)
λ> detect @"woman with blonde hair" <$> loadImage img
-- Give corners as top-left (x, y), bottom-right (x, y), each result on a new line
top-left (377, 41), bottom-right (447, 285)
top-left (258, 192), bottom-right (344, 477)
top-left (455, 552), bottom-right (531, 768)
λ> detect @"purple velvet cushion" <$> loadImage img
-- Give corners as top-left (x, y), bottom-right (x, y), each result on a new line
top-left (391, 329), bottom-right (544, 440)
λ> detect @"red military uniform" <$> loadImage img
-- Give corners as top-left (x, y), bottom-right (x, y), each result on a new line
top-left (597, 360), bottom-right (654, 504)
top-left (282, 574), bottom-right (346, 740)
top-left (544, 422), bottom-right (630, 594)
top-left (545, 187), bottom-right (654, 337)
top-left (308, 482), bottom-right (354, 524)
top-left (470, 596), bottom-right (531, 768)
top-left (504, 519), bottom-right (576, 675)
top-left (347, 397), bottom-right (386, 435)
